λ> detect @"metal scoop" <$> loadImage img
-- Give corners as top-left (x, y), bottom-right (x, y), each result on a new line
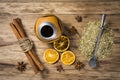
top-left (88, 14), bottom-right (106, 68)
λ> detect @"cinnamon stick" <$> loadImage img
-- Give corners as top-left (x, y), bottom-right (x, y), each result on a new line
top-left (13, 18), bottom-right (43, 70)
top-left (10, 23), bottom-right (39, 74)
top-left (29, 49), bottom-right (44, 70)
top-left (9, 18), bottom-right (44, 73)
top-left (13, 18), bottom-right (44, 71)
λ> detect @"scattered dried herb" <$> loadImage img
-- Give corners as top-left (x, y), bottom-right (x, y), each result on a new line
top-left (56, 64), bottom-right (64, 72)
top-left (75, 16), bottom-right (82, 22)
top-left (74, 60), bottom-right (84, 70)
top-left (16, 61), bottom-right (27, 72)
top-left (79, 21), bottom-right (114, 60)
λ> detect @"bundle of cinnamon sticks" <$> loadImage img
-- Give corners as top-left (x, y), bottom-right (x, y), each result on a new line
top-left (9, 18), bottom-right (44, 74)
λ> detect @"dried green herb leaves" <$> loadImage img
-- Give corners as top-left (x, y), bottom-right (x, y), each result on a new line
top-left (79, 21), bottom-right (114, 60)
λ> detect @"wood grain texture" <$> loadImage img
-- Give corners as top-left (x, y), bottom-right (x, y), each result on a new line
top-left (0, 1), bottom-right (120, 80)
top-left (0, 14), bottom-right (120, 80)
top-left (0, 0), bottom-right (120, 3)
top-left (0, 2), bottom-right (120, 14)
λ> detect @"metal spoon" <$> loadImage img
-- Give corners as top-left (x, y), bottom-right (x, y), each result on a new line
top-left (89, 14), bottom-right (106, 68)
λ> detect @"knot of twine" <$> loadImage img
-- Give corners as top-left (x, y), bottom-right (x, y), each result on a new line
top-left (18, 38), bottom-right (33, 52)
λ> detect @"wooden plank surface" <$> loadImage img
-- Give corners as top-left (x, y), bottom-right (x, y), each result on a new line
top-left (0, 1), bottom-right (120, 80)
top-left (0, 0), bottom-right (120, 3)
top-left (0, 2), bottom-right (120, 14)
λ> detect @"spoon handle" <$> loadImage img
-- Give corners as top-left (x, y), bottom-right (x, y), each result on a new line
top-left (94, 14), bottom-right (106, 56)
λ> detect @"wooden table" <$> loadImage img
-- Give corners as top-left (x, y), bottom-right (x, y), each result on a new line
top-left (0, 0), bottom-right (120, 80)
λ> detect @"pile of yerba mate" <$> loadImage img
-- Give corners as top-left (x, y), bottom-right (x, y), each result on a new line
top-left (79, 21), bottom-right (114, 60)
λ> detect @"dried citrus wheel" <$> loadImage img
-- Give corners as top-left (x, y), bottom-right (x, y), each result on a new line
top-left (61, 51), bottom-right (75, 65)
top-left (44, 49), bottom-right (59, 64)
top-left (53, 35), bottom-right (70, 52)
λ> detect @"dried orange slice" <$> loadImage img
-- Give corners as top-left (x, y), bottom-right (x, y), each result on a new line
top-left (44, 49), bottom-right (59, 64)
top-left (61, 51), bottom-right (75, 65)
top-left (53, 35), bottom-right (70, 52)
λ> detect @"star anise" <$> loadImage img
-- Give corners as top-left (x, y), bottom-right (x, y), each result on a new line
top-left (67, 26), bottom-right (81, 37)
top-left (67, 26), bottom-right (78, 35)
top-left (74, 61), bottom-right (84, 70)
top-left (75, 16), bottom-right (82, 22)
top-left (16, 61), bottom-right (27, 72)
top-left (56, 64), bottom-right (64, 72)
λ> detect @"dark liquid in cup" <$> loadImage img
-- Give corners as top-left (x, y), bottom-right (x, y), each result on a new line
top-left (41, 25), bottom-right (54, 37)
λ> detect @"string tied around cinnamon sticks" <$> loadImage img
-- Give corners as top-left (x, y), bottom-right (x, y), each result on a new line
top-left (18, 38), bottom-right (33, 52)
top-left (9, 18), bottom-right (44, 74)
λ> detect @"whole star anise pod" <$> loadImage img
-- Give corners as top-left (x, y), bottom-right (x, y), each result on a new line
top-left (68, 26), bottom-right (81, 37)
top-left (75, 16), bottom-right (82, 22)
top-left (68, 26), bottom-right (78, 35)
top-left (16, 61), bottom-right (27, 72)
top-left (56, 64), bottom-right (64, 72)
top-left (74, 61), bottom-right (84, 70)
